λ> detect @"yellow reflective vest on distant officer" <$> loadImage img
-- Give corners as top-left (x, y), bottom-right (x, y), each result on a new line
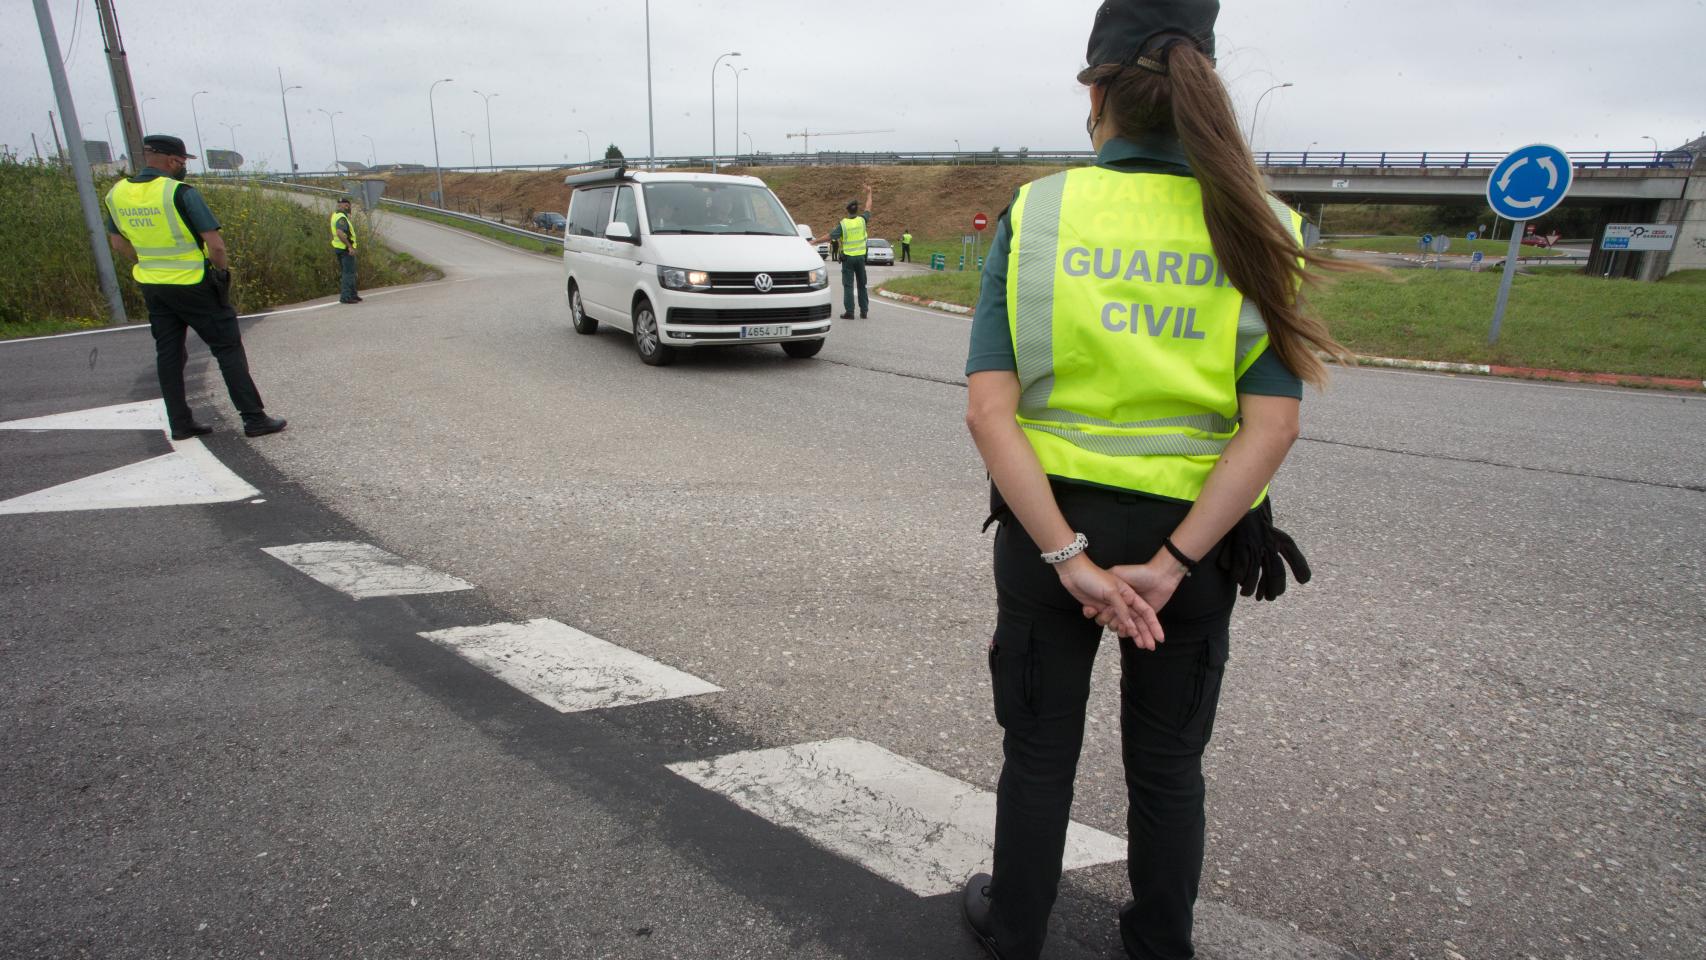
top-left (103, 177), bottom-right (205, 285)
top-left (330, 210), bottom-right (358, 251)
top-left (1005, 166), bottom-right (1303, 502)
top-left (839, 216), bottom-right (868, 257)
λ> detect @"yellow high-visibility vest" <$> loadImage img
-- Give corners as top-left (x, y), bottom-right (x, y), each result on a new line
top-left (839, 216), bottom-right (868, 257)
top-left (901, 232), bottom-right (913, 245)
top-left (103, 177), bottom-right (205, 285)
top-left (1005, 166), bottom-right (1302, 502)
top-left (330, 210), bottom-right (358, 251)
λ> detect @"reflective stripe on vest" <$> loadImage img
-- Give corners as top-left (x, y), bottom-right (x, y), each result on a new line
top-left (104, 177), bottom-right (205, 285)
top-left (1006, 167), bottom-right (1303, 502)
top-left (840, 216), bottom-right (868, 257)
top-left (330, 210), bottom-right (357, 250)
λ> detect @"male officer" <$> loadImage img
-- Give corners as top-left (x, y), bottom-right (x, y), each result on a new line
top-left (811, 184), bottom-right (875, 318)
top-left (900, 228), bottom-right (914, 263)
top-left (331, 196), bottom-right (362, 304)
top-left (104, 134), bottom-right (286, 440)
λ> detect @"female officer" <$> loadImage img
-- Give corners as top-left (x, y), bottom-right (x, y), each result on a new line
top-left (960, 2), bottom-right (1348, 958)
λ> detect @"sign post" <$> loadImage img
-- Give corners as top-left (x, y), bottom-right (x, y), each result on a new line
top-left (1485, 143), bottom-right (1573, 343)
top-left (971, 212), bottom-right (988, 275)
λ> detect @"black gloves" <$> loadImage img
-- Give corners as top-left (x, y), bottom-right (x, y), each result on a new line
top-left (1216, 497), bottom-right (1312, 601)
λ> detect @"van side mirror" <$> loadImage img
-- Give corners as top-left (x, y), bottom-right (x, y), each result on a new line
top-left (605, 221), bottom-right (636, 242)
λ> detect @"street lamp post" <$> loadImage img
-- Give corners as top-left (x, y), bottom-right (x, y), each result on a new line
top-left (1642, 134), bottom-right (1660, 161)
top-left (277, 70), bottom-right (302, 173)
top-left (140, 96), bottom-right (157, 132)
top-left (460, 130), bottom-right (477, 167)
top-left (220, 121), bottom-right (240, 154)
top-left (709, 50), bottom-right (740, 171)
top-left (744, 131), bottom-right (755, 155)
top-left (473, 89), bottom-right (498, 168)
top-left (1247, 81), bottom-right (1293, 146)
top-left (190, 90), bottom-right (209, 173)
top-left (362, 134), bottom-right (376, 167)
top-left (726, 63), bottom-right (747, 163)
top-left (317, 108), bottom-right (342, 172)
top-left (429, 77), bottom-right (452, 208)
top-left (103, 110), bottom-right (117, 155)
top-left (577, 129), bottom-right (591, 164)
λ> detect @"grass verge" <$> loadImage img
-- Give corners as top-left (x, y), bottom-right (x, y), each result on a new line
top-left (380, 202), bottom-right (562, 256)
top-left (881, 266), bottom-right (1706, 380)
top-left (2, 164), bottom-right (439, 340)
top-left (1324, 236), bottom-right (1568, 258)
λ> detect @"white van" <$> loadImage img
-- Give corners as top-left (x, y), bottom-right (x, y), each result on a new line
top-left (562, 167), bottom-right (832, 366)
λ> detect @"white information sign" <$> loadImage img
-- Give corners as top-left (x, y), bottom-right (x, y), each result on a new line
top-left (1600, 223), bottom-right (1678, 252)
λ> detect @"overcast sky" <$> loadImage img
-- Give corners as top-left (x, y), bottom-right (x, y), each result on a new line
top-left (7, 0), bottom-right (1704, 172)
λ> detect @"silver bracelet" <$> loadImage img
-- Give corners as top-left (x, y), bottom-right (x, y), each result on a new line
top-left (1040, 532), bottom-right (1088, 565)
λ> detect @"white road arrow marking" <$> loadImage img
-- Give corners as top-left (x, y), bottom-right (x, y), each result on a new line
top-left (0, 400), bottom-right (165, 432)
top-left (0, 439), bottom-right (258, 514)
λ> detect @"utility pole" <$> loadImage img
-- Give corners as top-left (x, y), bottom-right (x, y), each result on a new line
top-left (33, 0), bottom-right (127, 325)
top-left (93, 0), bottom-right (143, 170)
top-left (645, 0), bottom-right (655, 170)
top-left (278, 68), bottom-right (301, 174)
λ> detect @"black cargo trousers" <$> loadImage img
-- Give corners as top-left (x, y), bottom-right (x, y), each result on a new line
top-left (140, 268), bottom-right (266, 432)
top-left (986, 481), bottom-right (1235, 960)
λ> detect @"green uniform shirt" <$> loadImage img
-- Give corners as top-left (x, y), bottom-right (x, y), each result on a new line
top-left (964, 136), bottom-right (1302, 400)
top-left (102, 167), bottom-right (221, 241)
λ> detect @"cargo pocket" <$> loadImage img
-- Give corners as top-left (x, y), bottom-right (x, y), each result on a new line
top-left (987, 614), bottom-right (1036, 732)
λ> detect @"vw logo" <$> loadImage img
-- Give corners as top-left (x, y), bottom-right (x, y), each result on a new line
top-left (754, 273), bottom-right (774, 293)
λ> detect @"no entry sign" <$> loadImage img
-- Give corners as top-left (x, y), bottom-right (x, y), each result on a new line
top-left (972, 213), bottom-right (989, 231)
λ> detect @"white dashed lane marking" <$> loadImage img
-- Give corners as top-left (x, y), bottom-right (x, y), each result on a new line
top-left (668, 737), bottom-right (1126, 897)
top-left (261, 540), bottom-right (475, 599)
top-left (419, 618), bottom-right (722, 713)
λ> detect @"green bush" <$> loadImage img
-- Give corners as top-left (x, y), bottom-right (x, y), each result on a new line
top-left (0, 161), bottom-right (438, 338)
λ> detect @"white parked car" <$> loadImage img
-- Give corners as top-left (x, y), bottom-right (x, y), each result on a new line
top-left (562, 168), bottom-right (833, 365)
top-left (866, 238), bottom-right (894, 266)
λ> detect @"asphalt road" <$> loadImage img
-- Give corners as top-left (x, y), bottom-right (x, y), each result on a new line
top-left (3, 209), bottom-right (1701, 960)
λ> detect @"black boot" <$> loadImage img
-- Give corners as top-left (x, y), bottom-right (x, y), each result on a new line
top-left (962, 873), bottom-right (1007, 959)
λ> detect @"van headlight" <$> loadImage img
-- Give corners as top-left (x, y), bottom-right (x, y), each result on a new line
top-left (808, 266), bottom-right (829, 289)
top-left (658, 266), bottom-right (712, 291)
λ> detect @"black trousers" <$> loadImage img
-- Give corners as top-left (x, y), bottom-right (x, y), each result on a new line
top-left (841, 255), bottom-right (869, 314)
top-left (987, 482), bottom-right (1234, 960)
top-left (141, 275), bottom-right (266, 430)
top-left (336, 249), bottom-right (359, 301)
top-left (900, 242), bottom-right (912, 262)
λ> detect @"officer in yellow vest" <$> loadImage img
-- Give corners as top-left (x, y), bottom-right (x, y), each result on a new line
top-left (959, 3), bottom-right (1341, 958)
top-left (104, 134), bottom-right (286, 440)
top-left (810, 184), bottom-right (875, 318)
top-left (900, 229), bottom-right (913, 263)
top-left (330, 196), bottom-right (362, 304)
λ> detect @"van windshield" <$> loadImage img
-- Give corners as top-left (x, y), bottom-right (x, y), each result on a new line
top-left (643, 182), bottom-right (795, 236)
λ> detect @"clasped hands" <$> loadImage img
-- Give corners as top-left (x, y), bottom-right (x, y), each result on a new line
top-left (1054, 553), bottom-right (1184, 651)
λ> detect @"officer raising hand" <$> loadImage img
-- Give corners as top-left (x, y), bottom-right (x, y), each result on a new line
top-left (104, 134), bottom-right (285, 440)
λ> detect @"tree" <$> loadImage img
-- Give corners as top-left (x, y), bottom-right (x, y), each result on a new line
top-left (605, 144), bottom-right (624, 161)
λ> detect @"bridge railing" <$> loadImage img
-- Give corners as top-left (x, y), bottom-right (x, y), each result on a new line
top-left (1256, 150), bottom-right (1693, 170)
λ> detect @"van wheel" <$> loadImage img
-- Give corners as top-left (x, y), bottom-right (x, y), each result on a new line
top-left (633, 299), bottom-right (675, 366)
top-left (569, 281), bottom-right (597, 334)
top-left (781, 338), bottom-right (824, 359)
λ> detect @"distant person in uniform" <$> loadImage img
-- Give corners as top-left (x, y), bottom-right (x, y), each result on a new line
top-left (331, 196), bottom-right (362, 304)
top-left (104, 134), bottom-right (286, 440)
top-left (900, 228), bottom-right (914, 263)
top-left (811, 185), bottom-right (875, 318)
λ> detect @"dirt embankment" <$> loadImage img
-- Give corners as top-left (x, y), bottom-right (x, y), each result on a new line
top-left (376, 164), bottom-right (1071, 239)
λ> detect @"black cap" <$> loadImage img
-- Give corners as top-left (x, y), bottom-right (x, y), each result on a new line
top-left (336, 196), bottom-right (353, 204)
top-left (1083, 0), bottom-right (1218, 75)
top-left (846, 199), bottom-right (859, 212)
top-left (142, 134), bottom-right (196, 159)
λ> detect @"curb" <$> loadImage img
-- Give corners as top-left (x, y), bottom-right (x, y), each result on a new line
top-left (875, 288), bottom-right (1704, 393)
top-left (876, 288), bottom-right (972, 315)
top-left (1349, 354), bottom-right (1704, 392)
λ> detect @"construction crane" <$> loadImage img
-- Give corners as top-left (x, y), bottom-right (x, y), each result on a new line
top-left (785, 128), bottom-right (894, 154)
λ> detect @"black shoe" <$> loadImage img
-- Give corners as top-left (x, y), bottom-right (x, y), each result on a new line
top-left (243, 415), bottom-right (288, 438)
top-left (340, 298), bottom-right (360, 304)
top-left (962, 873), bottom-right (1005, 959)
top-left (170, 422), bottom-right (213, 441)
top-left (840, 311), bottom-right (854, 319)
top-left (352, 296), bottom-right (363, 302)
top-left (860, 312), bottom-right (869, 319)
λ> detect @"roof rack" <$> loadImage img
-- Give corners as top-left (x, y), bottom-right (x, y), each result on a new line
top-left (563, 165), bottom-right (628, 187)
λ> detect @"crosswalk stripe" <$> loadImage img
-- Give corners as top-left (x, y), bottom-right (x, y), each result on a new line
top-left (667, 737), bottom-right (1126, 897)
top-left (0, 399), bottom-right (166, 433)
top-left (261, 540), bottom-right (474, 599)
top-left (420, 618), bottom-right (722, 713)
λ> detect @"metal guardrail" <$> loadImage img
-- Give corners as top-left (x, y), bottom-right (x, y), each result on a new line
top-left (248, 146), bottom-right (1693, 175)
top-left (252, 176), bottom-right (565, 248)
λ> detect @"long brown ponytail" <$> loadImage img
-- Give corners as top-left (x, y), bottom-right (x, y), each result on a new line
top-left (1084, 47), bottom-right (1353, 386)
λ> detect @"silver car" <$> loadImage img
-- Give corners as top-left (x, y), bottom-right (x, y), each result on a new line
top-left (866, 237), bottom-right (894, 265)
